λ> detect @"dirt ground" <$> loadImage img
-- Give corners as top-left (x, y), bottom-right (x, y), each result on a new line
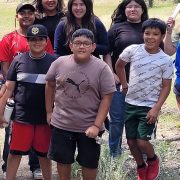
top-left (0, 106), bottom-right (180, 180)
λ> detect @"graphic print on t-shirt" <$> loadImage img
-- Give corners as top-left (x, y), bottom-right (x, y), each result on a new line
top-left (57, 70), bottom-right (90, 99)
top-left (119, 44), bottom-right (173, 107)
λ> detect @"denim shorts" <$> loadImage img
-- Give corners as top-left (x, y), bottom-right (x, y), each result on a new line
top-left (173, 83), bottom-right (180, 96)
top-left (48, 127), bottom-right (101, 169)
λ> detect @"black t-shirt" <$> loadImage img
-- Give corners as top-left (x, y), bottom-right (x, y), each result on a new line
top-left (35, 12), bottom-right (64, 47)
top-left (108, 21), bottom-right (144, 76)
top-left (7, 52), bottom-right (56, 124)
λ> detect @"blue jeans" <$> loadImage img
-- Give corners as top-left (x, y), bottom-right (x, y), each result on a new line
top-left (109, 86), bottom-right (125, 157)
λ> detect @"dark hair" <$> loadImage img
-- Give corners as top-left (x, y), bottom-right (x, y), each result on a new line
top-left (71, 28), bottom-right (95, 43)
top-left (32, 0), bottom-right (65, 14)
top-left (111, 0), bottom-right (148, 25)
top-left (64, 0), bottom-right (96, 45)
top-left (142, 18), bottom-right (167, 35)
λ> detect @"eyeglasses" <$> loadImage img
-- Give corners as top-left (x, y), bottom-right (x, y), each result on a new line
top-left (72, 41), bottom-right (93, 48)
top-left (28, 37), bottom-right (46, 42)
top-left (126, 5), bottom-right (142, 9)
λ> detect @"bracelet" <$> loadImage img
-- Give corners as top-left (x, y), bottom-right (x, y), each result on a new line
top-left (93, 124), bottom-right (101, 130)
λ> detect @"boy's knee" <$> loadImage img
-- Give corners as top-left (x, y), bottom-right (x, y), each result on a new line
top-left (127, 139), bottom-right (137, 148)
top-left (137, 139), bottom-right (149, 148)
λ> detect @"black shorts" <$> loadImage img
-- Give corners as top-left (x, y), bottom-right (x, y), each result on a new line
top-left (48, 127), bottom-right (101, 169)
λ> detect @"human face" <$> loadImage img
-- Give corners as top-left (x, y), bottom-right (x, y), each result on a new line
top-left (71, 0), bottom-right (86, 22)
top-left (125, 1), bottom-right (143, 23)
top-left (69, 36), bottom-right (96, 63)
top-left (42, 0), bottom-right (58, 15)
top-left (16, 9), bottom-right (35, 28)
top-left (27, 37), bottom-right (47, 57)
top-left (143, 27), bottom-right (164, 54)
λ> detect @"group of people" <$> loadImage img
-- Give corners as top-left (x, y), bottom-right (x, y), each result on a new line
top-left (0, 0), bottom-right (179, 180)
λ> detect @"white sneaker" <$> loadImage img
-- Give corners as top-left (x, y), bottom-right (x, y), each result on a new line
top-left (33, 169), bottom-right (43, 179)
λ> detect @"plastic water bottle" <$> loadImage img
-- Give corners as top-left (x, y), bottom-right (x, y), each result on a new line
top-left (0, 79), bottom-right (3, 89)
top-left (3, 98), bottom-right (15, 128)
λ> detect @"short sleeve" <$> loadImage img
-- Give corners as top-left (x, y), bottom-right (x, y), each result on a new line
top-left (46, 37), bottom-right (54, 54)
top-left (6, 58), bottom-right (18, 81)
top-left (99, 65), bottom-right (116, 96)
top-left (0, 35), bottom-right (11, 62)
top-left (45, 61), bottom-right (57, 81)
top-left (162, 59), bottom-right (174, 79)
top-left (119, 45), bottom-right (135, 63)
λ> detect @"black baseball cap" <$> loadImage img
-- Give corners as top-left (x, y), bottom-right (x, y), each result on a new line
top-left (26, 24), bottom-right (48, 38)
top-left (16, 2), bottom-right (35, 13)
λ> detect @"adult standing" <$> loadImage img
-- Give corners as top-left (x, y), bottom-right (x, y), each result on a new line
top-left (105, 0), bottom-right (149, 157)
top-left (33, 0), bottom-right (65, 47)
top-left (0, 3), bottom-right (53, 179)
top-left (54, 0), bottom-right (109, 58)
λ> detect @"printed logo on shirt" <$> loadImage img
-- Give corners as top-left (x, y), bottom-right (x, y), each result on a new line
top-left (57, 70), bottom-right (90, 99)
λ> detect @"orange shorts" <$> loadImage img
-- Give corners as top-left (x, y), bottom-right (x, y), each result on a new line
top-left (10, 121), bottom-right (51, 156)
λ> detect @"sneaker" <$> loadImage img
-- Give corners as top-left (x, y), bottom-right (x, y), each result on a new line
top-left (33, 169), bottom-right (43, 180)
top-left (137, 166), bottom-right (147, 180)
top-left (147, 157), bottom-right (160, 180)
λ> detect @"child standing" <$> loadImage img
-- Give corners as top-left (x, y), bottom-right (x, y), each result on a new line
top-left (45, 28), bottom-right (115, 180)
top-left (0, 24), bottom-right (56, 180)
top-left (115, 18), bottom-right (173, 180)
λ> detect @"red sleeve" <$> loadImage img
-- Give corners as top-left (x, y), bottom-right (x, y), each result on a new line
top-left (46, 37), bottom-right (54, 54)
top-left (0, 35), bottom-right (12, 62)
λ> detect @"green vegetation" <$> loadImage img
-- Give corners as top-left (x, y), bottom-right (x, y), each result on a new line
top-left (0, 0), bottom-right (180, 179)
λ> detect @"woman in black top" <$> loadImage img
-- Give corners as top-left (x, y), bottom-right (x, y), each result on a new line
top-left (106, 0), bottom-right (148, 158)
top-left (33, 0), bottom-right (65, 47)
top-left (54, 0), bottom-right (109, 58)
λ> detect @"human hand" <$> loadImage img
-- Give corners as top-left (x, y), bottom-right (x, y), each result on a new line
top-left (146, 107), bottom-right (160, 124)
top-left (121, 86), bottom-right (128, 95)
top-left (47, 112), bottom-right (52, 126)
top-left (85, 125), bottom-right (100, 138)
top-left (166, 17), bottom-right (175, 33)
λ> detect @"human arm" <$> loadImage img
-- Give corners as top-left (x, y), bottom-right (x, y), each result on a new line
top-left (45, 81), bottom-right (56, 125)
top-left (0, 75), bottom-right (6, 98)
top-left (94, 18), bottom-right (109, 55)
top-left (0, 81), bottom-right (15, 127)
top-left (1, 61), bottom-right (10, 77)
top-left (85, 93), bottom-right (113, 138)
top-left (54, 21), bottom-right (68, 57)
top-left (103, 53), bottom-right (120, 84)
top-left (115, 59), bottom-right (128, 94)
top-left (164, 17), bottom-right (176, 56)
top-left (146, 79), bottom-right (172, 124)
top-left (85, 64), bottom-right (115, 138)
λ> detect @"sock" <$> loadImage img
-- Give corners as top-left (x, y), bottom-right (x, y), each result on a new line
top-left (138, 163), bottom-right (146, 169)
top-left (147, 154), bottom-right (157, 161)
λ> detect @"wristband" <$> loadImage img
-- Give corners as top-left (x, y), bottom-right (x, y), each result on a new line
top-left (122, 87), bottom-right (128, 89)
top-left (93, 124), bottom-right (101, 130)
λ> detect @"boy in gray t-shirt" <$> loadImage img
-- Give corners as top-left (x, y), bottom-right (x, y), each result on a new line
top-left (45, 28), bottom-right (115, 179)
